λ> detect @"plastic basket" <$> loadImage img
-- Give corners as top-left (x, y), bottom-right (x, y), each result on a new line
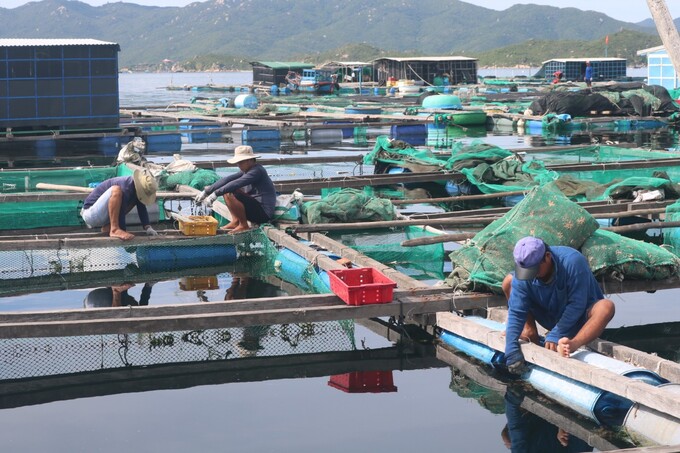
top-left (328, 267), bottom-right (397, 305)
top-left (179, 276), bottom-right (219, 291)
top-left (328, 371), bottom-right (398, 393)
top-left (178, 215), bottom-right (218, 236)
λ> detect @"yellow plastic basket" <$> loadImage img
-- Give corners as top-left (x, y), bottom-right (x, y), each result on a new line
top-left (178, 215), bottom-right (218, 236)
top-left (179, 276), bottom-right (219, 291)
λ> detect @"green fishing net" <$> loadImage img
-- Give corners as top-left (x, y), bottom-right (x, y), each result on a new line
top-left (581, 229), bottom-right (680, 281)
top-left (445, 182), bottom-right (599, 293)
top-left (329, 226), bottom-right (446, 281)
top-left (301, 188), bottom-right (396, 224)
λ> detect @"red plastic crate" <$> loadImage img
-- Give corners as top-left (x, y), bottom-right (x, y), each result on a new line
top-left (328, 267), bottom-right (397, 305)
top-left (328, 371), bottom-right (398, 393)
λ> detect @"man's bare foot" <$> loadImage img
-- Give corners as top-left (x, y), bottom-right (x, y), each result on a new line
top-left (110, 228), bottom-right (134, 241)
top-left (101, 225), bottom-right (111, 234)
top-left (220, 221), bottom-right (239, 231)
top-left (229, 226), bottom-right (251, 234)
top-left (557, 337), bottom-right (572, 357)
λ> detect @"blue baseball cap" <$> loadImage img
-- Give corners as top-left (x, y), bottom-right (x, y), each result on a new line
top-left (513, 237), bottom-right (547, 280)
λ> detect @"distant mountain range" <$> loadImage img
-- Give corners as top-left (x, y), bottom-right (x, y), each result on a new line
top-left (0, 0), bottom-right (673, 69)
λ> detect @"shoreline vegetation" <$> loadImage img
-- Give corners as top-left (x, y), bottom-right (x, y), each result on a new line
top-left (117, 29), bottom-right (659, 75)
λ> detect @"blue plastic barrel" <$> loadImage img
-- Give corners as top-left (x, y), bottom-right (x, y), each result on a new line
top-left (234, 94), bottom-right (259, 109)
top-left (145, 133), bottom-right (182, 153)
top-left (136, 244), bottom-right (237, 272)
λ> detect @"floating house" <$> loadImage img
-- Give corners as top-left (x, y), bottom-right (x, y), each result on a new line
top-left (318, 61), bottom-right (372, 83)
top-left (637, 46), bottom-right (680, 90)
top-left (0, 39), bottom-right (120, 133)
top-left (534, 58), bottom-right (627, 82)
top-left (251, 61), bottom-right (315, 87)
top-left (371, 56), bottom-right (478, 86)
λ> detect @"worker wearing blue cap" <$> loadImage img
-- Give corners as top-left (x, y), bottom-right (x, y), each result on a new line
top-left (502, 236), bottom-right (615, 375)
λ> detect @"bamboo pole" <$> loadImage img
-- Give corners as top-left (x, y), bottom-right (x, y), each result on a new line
top-left (35, 182), bottom-right (195, 199)
top-left (401, 220), bottom-right (680, 247)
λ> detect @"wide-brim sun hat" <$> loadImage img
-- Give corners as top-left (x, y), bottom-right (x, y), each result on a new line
top-left (228, 145), bottom-right (261, 164)
top-left (133, 168), bottom-right (158, 205)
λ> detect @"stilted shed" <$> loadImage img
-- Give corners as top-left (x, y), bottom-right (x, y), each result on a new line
top-left (250, 61), bottom-right (315, 87)
top-left (637, 45), bottom-right (680, 90)
top-left (371, 56), bottom-right (478, 86)
top-left (534, 58), bottom-right (627, 83)
top-left (0, 38), bottom-right (120, 132)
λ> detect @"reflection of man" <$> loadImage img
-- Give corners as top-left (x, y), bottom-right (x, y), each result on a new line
top-left (502, 388), bottom-right (592, 452)
top-left (225, 275), bottom-right (283, 357)
top-left (84, 283), bottom-right (154, 308)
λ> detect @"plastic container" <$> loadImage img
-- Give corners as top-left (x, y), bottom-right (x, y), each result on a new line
top-left (136, 244), bottom-right (237, 272)
top-left (328, 371), bottom-right (398, 393)
top-left (234, 94), bottom-right (258, 109)
top-left (310, 128), bottom-right (343, 144)
top-left (422, 94), bottom-right (462, 109)
top-left (328, 267), bottom-right (397, 305)
top-left (390, 124), bottom-right (427, 145)
top-left (178, 215), bottom-right (218, 236)
top-left (179, 276), bottom-right (219, 291)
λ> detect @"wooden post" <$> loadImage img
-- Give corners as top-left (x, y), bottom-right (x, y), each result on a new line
top-left (647, 0), bottom-right (680, 79)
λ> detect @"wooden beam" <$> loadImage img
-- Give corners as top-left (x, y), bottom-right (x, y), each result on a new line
top-left (436, 345), bottom-right (626, 451)
top-left (0, 290), bottom-right (502, 339)
top-left (300, 232), bottom-right (429, 289)
top-left (436, 311), bottom-right (680, 420)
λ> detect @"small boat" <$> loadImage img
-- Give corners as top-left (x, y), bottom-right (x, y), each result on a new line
top-left (286, 69), bottom-right (339, 94)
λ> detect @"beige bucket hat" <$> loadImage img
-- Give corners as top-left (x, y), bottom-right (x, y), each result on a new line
top-left (133, 168), bottom-right (158, 205)
top-left (228, 145), bottom-right (261, 164)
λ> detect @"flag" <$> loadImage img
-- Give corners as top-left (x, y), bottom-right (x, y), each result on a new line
top-left (605, 35), bottom-right (609, 45)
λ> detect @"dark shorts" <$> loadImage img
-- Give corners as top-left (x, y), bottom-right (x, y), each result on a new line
top-left (234, 191), bottom-right (270, 224)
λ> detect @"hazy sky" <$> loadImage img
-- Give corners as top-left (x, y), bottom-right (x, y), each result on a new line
top-left (1, 0), bottom-right (679, 24)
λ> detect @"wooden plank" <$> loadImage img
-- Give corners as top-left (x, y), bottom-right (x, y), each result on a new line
top-left (0, 291), bottom-right (502, 339)
top-left (436, 345), bottom-right (625, 451)
top-left (0, 233), bottom-right (234, 251)
top-left (302, 232), bottom-right (429, 289)
top-left (487, 306), bottom-right (680, 384)
top-left (436, 311), bottom-right (680, 420)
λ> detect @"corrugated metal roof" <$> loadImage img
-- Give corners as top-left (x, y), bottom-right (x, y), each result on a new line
top-left (0, 38), bottom-right (119, 47)
top-left (250, 61), bottom-right (315, 69)
top-left (541, 57), bottom-right (626, 64)
top-left (373, 56), bottom-right (477, 62)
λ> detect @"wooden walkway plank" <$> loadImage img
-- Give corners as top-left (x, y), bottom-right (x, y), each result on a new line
top-left (436, 345), bottom-right (625, 451)
top-left (437, 311), bottom-right (680, 421)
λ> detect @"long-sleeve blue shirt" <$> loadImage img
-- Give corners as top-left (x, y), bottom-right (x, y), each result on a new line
top-left (82, 176), bottom-right (150, 230)
top-left (205, 164), bottom-right (276, 218)
top-left (504, 246), bottom-right (604, 365)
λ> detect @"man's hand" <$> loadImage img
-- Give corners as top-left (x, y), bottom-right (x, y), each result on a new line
top-left (194, 190), bottom-right (208, 204)
top-left (545, 341), bottom-right (558, 352)
top-left (145, 226), bottom-right (158, 236)
top-left (507, 359), bottom-right (528, 375)
top-left (203, 193), bottom-right (218, 208)
top-left (505, 350), bottom-right (528, 376)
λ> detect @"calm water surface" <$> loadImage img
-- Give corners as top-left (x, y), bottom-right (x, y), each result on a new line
top-left (1, 71), bottom-right (679, 453)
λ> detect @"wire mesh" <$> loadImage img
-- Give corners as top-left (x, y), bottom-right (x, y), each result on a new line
top-left (0, 321), bottom-right (356, 381)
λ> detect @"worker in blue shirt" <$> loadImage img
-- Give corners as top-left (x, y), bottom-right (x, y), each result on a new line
top-left (584, 61), bottom-right (593, 88)
top-left (502, 236), bottom-right (615, 374)
top-left (195, 145), bottom-right (276, 234)
top-left (81, 169), bottom-right (158, 241)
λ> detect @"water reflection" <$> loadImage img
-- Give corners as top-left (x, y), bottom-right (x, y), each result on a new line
top-left (83, 282), bottom-right (153, 308)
